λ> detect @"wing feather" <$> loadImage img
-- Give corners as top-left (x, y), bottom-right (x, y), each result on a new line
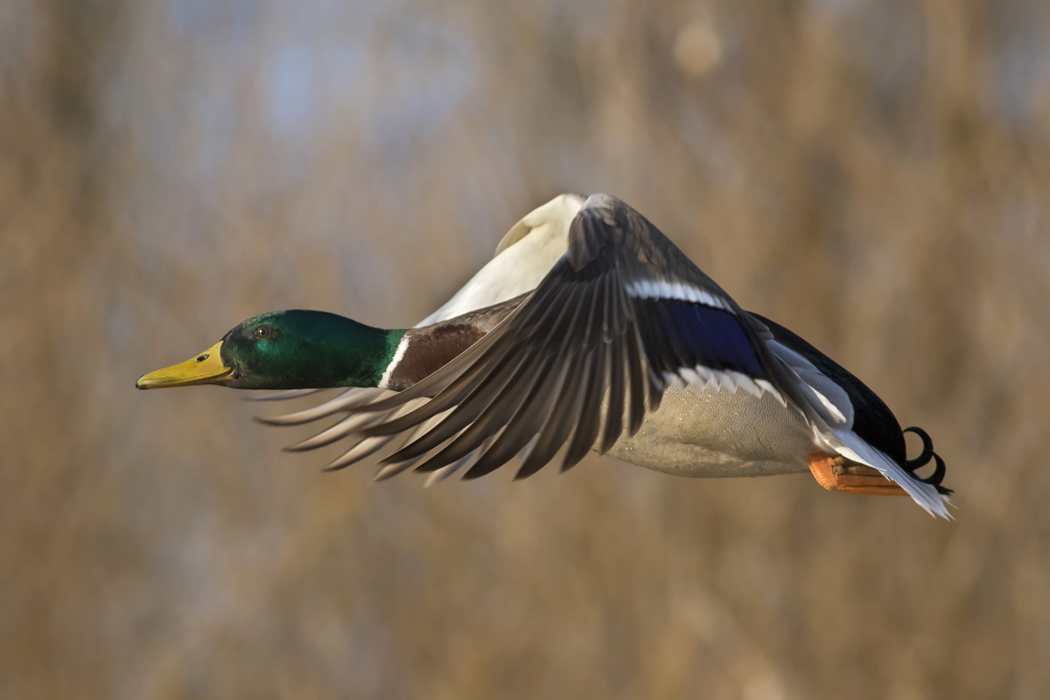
top-left (338, 194), bottom-right (787, 479)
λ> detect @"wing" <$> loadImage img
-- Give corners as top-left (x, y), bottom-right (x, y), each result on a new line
top-left (340, 193), bottom-right (791, 481)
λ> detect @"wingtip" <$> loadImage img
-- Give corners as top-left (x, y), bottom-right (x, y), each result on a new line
top-left (242, 389), bottom-right (325, 402)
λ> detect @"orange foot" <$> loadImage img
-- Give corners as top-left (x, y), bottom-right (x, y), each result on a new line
top-left (807, 452), bottom-right (907, 496)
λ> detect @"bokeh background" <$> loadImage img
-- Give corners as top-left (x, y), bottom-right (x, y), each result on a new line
top-left (3, 0), bottom-right (1049, 698)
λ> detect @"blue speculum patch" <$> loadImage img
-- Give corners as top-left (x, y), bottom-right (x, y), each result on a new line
top-left (646, 299), bottom-right (764, 378)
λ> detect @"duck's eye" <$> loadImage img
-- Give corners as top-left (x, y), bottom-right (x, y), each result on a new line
top-left (254, 325), bottom-right (273, 339)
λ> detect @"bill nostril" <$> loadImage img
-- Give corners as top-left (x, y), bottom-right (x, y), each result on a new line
top-left (197, 354), bottom-right (209, 362)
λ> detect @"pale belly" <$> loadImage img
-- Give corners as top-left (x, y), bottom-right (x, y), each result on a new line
top-left (604, 383), bottom-right (817, 478)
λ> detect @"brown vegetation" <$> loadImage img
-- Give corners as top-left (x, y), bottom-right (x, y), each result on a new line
top-left (2, 1), bottom-right (1049, 698)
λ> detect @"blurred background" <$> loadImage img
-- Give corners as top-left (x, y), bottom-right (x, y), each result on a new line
top-left (2, 0), bottom-right (1049, 698)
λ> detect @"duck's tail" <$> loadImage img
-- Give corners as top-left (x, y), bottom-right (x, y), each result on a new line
top-left (900, 426), bottom-right (952, 495)
top-left (821, 426), bottom-right (953, 519)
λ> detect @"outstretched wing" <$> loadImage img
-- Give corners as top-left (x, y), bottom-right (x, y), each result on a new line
top-left (342, 194), bottom-right (790, 481)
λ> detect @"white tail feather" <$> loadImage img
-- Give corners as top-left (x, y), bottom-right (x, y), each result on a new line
top-left (824, 428), bottom-right (952, 519)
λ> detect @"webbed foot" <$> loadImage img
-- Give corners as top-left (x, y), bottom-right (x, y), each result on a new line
top-left (807, 452), bottom-right (907, 496)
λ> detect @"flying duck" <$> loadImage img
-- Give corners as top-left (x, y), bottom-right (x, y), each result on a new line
top-left (137, 194), bottom-right (951, 517)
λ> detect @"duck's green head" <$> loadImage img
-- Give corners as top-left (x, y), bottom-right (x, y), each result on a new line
top-left (136, 310), bottom-right (405, 391)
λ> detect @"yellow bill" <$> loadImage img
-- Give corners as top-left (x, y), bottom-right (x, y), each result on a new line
top-left (136, 341), bottom-right (233, 389)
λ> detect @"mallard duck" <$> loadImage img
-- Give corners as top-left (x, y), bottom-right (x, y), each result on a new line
top-left (138, 194), bottom-right (951, 517)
